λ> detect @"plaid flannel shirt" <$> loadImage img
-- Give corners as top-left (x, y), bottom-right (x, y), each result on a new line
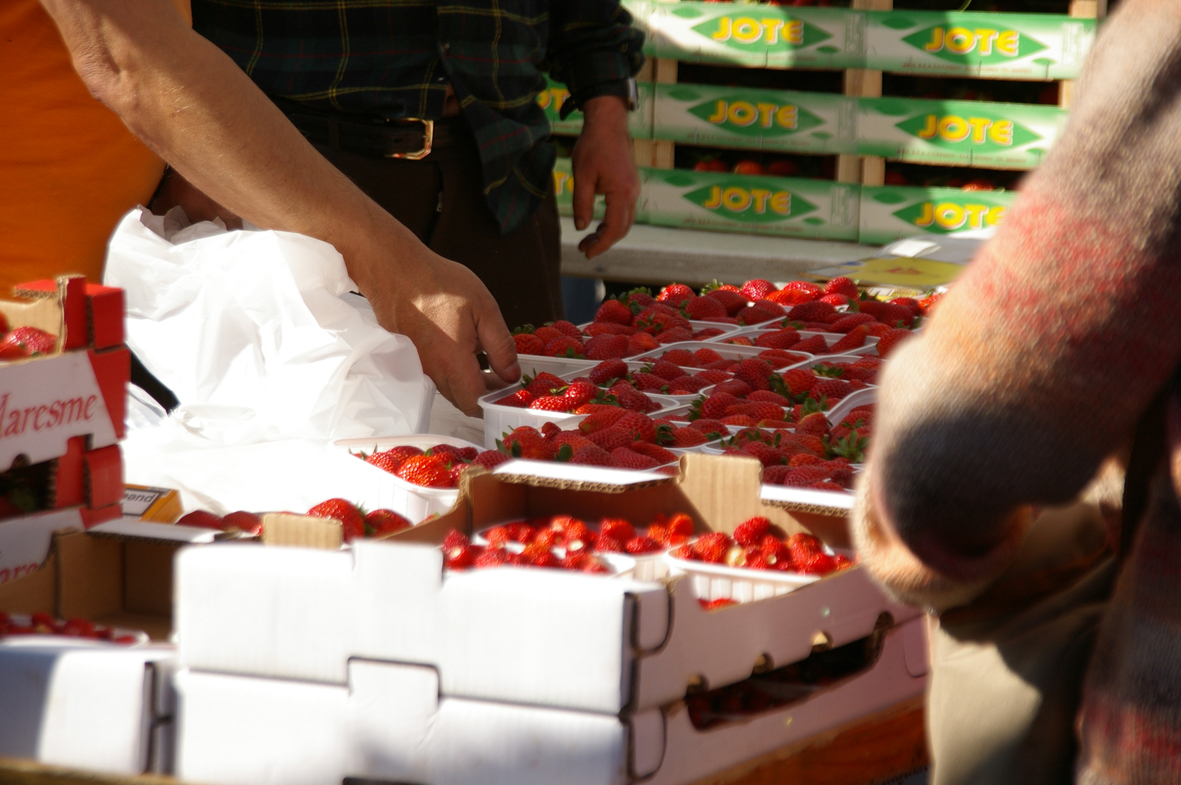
top-left (191, 0), bottom-right (644, 233)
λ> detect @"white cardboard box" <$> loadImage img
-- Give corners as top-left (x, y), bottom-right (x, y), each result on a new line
top-left (176, 616), bottom-right (927, 785)
top-left (176, 456), bottom-right (920, 714)
top-left (0, 638), bottom-right (176, 775)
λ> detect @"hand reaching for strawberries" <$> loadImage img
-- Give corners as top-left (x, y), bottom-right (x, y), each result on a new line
top-left (572, 95), bottom-right (641, 259)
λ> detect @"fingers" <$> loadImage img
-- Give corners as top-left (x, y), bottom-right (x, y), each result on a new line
top-left (476, 299), bottom-right (520, 386)
top-left (572, 167), bottom-right (597, 232)
top-left (579, 195), bottom-right (635, 259)
top-left (436, 351), bottom-right (490, 417)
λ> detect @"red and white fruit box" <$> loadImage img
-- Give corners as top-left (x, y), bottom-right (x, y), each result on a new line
top-left (0, 508), bottom-right (86, 586)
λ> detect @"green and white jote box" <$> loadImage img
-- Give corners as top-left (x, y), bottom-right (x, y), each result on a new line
top-left (859, 185), bottom-right (1018, 245)
top-left (652, 83), bottom-right (858, 154)
top-left (551, 158), bottom-right (606, 220)
top-left (647, 2), bottom-right (866, 69)
top-left (538, 77), bottom-right (654, 137)
top-left (865, 11), bottom-right (1096, 80)
top-left (639, 168), bottom-right (859, 240)
top-left (857, 98), bottom-right (1068, 169)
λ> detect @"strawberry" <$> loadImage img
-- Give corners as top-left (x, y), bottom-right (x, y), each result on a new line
top-left (666, 513), bottom-right (695, 543)
top-left (756, 349), bottom-right (806, 368)
top-left (668, 376), bottom-right (710, 395)
top-left (647, 359), bottom-right (681, 381)
top-left (307, 498), bottom-right (365, 542)
top-left (628, 441), bottom-right (678, 465)
top-left (545, 337), bottom-right (585, 358)
top-left (696, 368), bottom-right (731, 384)
top-left (763, 464), bottom-right (791, 484)
top-left (828, 313), bottom-right (877, 333)
top-left (735, 305), bottom-right (778, 325)
top-left (667, 426), bottom-right (708, 447)
top-left (513, 333), bottom-right (544, 355)
top-left (587, 425), bottom-right (635, 452)
top-left (810, 378), bottom-right (851, 402)
top-left (753, 328), bottom-right (800, 350)
top-left (691, 347), bottom-right (725, 366)
top-left (740, 441), bottom-right (783, 467)
top-left (739, 279), bottom-right (777, 301)
top-left (0, 327), bottom-right (56, 359)
top-left (699, 598), bottom-right (737, 611)
top-left (766, 288), bottom-right (814, 306)
top-left (795, 411), bottom-right (830, 437)
top-left (626, 536), bottom-right (662, 554)
top-left (692, 532), bottom-right (732, 563)
top-left (396, 455), bottom-right (454, 487)
top-left (790, 335), bottom-right (829, 355)
top-left (780, 281), bottom-right (823, 301)
top-left (217, 510), bottom-right (262, 536)
top-left (823, 276), bottom-right (860, 299)
top-left (595, 298), bottom-right (635, 325)
top-left (747, 390), bottom-right (790, 406)
top-left (584, 333), bottom-right (629, 360)
top-left (526, 395), bottom-right (567, 412)
top-left (687, 418), bottom-right (729, 436)
top-left (579, 407), bottom-right (627, 433)
top-left (572, 443), bottom-right (615, 466)
top-left (496, 389), bottom-right (534, 408)
top-left (657, 283), bottom-right (695, 305)
top-left (365, 509), bottom-right (412, 536)
top-left (610, 447), bottom-right (660, 470)
top-left (550, 320), bottom-right (583, 339)
top-left (524, 372), bottom-right (564, 397)
top-left (713, 379), bottom-right (752, 397)
top-left (178, 510), bottom-right (225, 530)
top-left (656, 327), bottom-right (694, 344)
top-left (705, 288), bottom-right (749, 316)
top-left (877, 328), bottom-right (914, 358)
top-left (783, 465), bottom-right (829, 487)
top-left (589, 359), bottom-right (629, 385)
top-left (627, 332), bottom-right (660, 355)
top-left (724, 336), bottom-right (754, 346)
top-left (609, 382), bottom-right (657, 413)
top-left (614, 410), bottom-right (658, 443)
top-left (596, 534), bottom-right (625, 552)
top-left (729, 402), bottom-right (786, 422)
top-left (732, 514), bottom-right (770, 545)
top-left (585, 322), bottom-right (635, 337)
top-left (858, 300), bottom-right (913, 327)
top-left (472, 450), bottom-right (512, 470)
top-left (734, 358), bottom-right (773, 391)
top-left (598, 517), bottom-right (636, 543)
top-left (918, 291), bottom-right (943, 314)
top-left (786, 301), bottom-right (836, 323)
top-left (682, 295), bottom-right (727, 320)
top-left (889, 297), bottom-right (923, 317)
top-left (632, 372), bottom-right (669, 392)
top-left (660, 348), bottom-right (694, 366)
top-left (499, 427), bottom-right (555, 460)
top-left (562, 380), bottom-right (597, 409)
top-left (827, 325), bottom-right (869, 354)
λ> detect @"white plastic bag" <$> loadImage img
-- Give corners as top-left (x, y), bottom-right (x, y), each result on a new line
top-left (105, 207), bottom-right (433, 444)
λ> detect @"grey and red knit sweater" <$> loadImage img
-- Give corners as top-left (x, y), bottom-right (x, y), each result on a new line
top-left (852, 1), bottom-right (1181, 781)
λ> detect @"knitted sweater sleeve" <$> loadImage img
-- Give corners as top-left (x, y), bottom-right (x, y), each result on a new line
top-left (852, 0), bottom-right (1181, 611)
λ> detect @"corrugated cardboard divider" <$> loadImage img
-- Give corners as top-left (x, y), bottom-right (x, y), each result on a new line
top-left (0, 529), bottom-right (177, 640)
top-left (263, 512), bottom-right (343, 550)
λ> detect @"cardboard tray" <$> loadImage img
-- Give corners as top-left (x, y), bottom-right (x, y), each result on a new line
top-left (175, 453), bottom-right (920, 715)
top-left (175, 616), bottom-right (927, 785)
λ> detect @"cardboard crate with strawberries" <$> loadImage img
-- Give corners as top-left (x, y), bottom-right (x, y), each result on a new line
top-left (176, 615), bottom-right (925, 785)
top-left (175, 453), bottom-right (920, 716)
top-left (0, 276), bottom-right (132, 584)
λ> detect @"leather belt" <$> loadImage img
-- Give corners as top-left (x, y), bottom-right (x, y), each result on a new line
top-left (270, 97), bottom-right (467, 160)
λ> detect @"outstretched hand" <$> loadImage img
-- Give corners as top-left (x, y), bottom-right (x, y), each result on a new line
top-left (361, 246), bottom-right (520, 416)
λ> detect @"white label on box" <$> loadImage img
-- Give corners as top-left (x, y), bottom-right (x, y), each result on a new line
top-left (0, 352), bottom-right (117, 467)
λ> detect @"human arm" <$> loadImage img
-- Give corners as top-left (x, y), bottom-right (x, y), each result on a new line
top-left (851, 0), bottom-right (1181, 610)
top-left (39, 0), bottom-right (519, 415)
top-left (571, 95), bottom-right (641, 258)
top-left (546, 0), bottom-right (645, 258)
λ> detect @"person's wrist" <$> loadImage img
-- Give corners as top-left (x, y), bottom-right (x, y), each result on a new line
top-left (580, 94), bottom-right (630, 125)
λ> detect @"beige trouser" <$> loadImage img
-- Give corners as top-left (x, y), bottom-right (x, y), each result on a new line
top-left (925, 502), bottom-right (1116, 785)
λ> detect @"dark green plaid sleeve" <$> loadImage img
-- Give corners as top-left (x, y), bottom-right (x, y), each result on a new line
top-left (545, 0), bottom-right (646, 105)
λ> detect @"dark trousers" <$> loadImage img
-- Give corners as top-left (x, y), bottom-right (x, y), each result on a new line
top-left (312, 121), bottom-right (564, 331)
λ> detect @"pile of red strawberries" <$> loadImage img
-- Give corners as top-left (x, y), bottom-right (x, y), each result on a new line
top-left (442, 512), bottom-right (697, 572)
top-left (493, 371), bottom-right (665, 414)
top-left (673, 518), bottom-right (853, 576)
top-left (0, 612), bottom-right (140, 644)
top-left (511, 277), bottom-right (937, 361)
top-left (177, 498), bottom-right (418, 543)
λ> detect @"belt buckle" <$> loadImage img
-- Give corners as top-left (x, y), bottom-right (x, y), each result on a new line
top-left (388, 118), bottom-right (433, 160)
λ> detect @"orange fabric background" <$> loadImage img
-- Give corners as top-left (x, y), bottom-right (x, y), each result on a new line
top-left (0, 1), bottom-right (188, 295)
